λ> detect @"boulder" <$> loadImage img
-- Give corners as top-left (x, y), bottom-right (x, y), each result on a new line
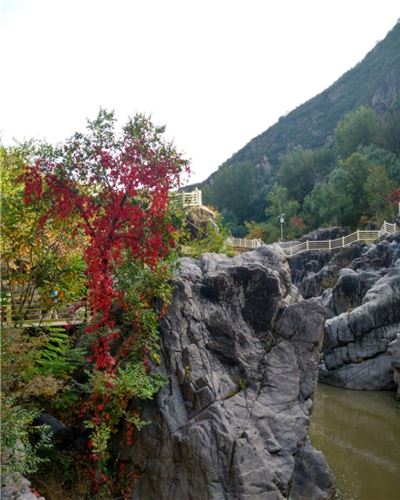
top-left (320, 268), bottom-right (400, 390)
top-left (116, 247), bottom-right (335, 499)
top-left (352, 232), bottom-right (400, 271)
top-left (290, 244), bottom-right (365, 298)
top-left (1, 471), bottom-right (44, 500)
top-left (331, 268), bottom-right (381, 314)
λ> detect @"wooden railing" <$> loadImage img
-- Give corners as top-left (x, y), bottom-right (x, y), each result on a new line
top-left (225, 237), bottom-right (264, 249)
top-left (1, 292), bottom-right (91, 328)
top-left (225, 221), bottom-right (398, 257)
top-left (171, 188), bottom-right (202, 207)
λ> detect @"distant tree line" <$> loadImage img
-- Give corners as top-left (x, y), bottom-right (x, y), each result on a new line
top-left (204, 102), bottom-right (400, 241)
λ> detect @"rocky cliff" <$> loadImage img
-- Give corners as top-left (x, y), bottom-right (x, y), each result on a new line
top-left (289, 232), bottom-right (400, 394)
top-left (118, 247), bottom-right (335, 499)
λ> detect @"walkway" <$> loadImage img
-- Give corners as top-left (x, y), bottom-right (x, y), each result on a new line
top-left (226, 221), bottom-right (398, 257)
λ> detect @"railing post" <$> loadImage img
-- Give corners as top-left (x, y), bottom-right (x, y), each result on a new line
top-left (6, 293), bottom-right (12, 327)
top-left (342, 236), bottom-right (345, 247)
top-left (306, 240), bottom-right (309, 251)
top-left (86, 302), bottom-right (92, 323)
top-left (357, 229), bottom-right (360, 241)
top-left (290, 246), bottom-right (293, 258)
top-left (329, 240), bottom-right (331, 250)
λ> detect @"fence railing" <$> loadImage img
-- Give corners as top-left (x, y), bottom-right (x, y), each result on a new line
top-left (225, 237), bottom-right (264, 249)
top-left (225, 221), bottom-right (398, 257)
top-left (171, 188), bottom-right (202, 207)
top-left (1, 291), bottom-right (91, 328)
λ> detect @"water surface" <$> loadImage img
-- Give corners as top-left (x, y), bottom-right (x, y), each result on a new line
top-left (309, 384), bottom-right (400, 500)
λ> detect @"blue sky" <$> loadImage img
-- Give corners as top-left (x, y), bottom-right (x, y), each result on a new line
top-left (1, 0), bottom-right (399, 183)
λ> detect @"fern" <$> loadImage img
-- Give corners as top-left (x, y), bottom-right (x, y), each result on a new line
top-left (35, 326), bottom-right (85, 378)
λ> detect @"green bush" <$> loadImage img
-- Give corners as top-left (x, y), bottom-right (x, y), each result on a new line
top-left (1, 395), bottom-right (53, 475)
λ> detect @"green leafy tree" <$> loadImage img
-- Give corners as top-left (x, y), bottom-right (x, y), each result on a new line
top-left (265, 184), bottom-right (300, 240)
top-left (244, 221), bottom-right (269, 242)
top-left (220, 209), bottom-right (247, 237)
top-left (203, 161), bottom-right (267, 225)
top-left (1, 396), bottom-right (52, 475)
top-left (303, 181), bottom-right (350, 227)
top-left (381, 109), bottom-right (400, 155)
top-left (266, 183), bottom-right (299, 219)
top-left (329, 152), bottom-right (371, 225)
top-left (359, 144), bottom-right (400, 184)
top-left (335, 106), bottom-right (382, 158)
top-left (0, 144), bottom-right (86, 323)
top-left (278, 146), bottom-right (335, 202)
top-left (364, 164), bottom-right (396, 220)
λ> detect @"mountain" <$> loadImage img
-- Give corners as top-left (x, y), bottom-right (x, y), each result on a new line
top-left (199, 21), bottom-right (400, 227)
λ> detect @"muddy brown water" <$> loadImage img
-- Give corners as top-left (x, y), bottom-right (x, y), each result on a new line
top-left (309, 383), bottom-right (400, 500)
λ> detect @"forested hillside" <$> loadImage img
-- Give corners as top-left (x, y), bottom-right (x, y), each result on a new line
top-left (199, 21), bottom-right (400, 237)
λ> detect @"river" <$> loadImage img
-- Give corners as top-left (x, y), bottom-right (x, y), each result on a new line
top-left (309, 384), bottom-right (400, 500)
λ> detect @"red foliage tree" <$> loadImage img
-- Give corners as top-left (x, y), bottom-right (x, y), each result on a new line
top-left (24, 110), bottom-right (189, 371)
top-left (386, 187), bottom-right (400, 207)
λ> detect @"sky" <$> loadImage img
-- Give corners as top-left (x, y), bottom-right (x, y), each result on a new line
top-left (0, 1), bottom-right (399, 184)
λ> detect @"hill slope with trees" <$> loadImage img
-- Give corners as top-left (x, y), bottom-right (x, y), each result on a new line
top-left (199, 21), bottom-right (400, 235)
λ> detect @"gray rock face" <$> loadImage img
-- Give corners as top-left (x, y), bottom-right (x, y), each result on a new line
top-left (290, 233), bottom-right (400, 301)
top-left (1, 471), bottom-right (45, 500)
top-left (331, 268), bottom-right (382, 315)
top-left (288, 231), bottom-right (400, 392)
top-left (352, 232), bottom-right (400, 271)
top-left (118, 247), bottom-right (335, 499)
top-left (289, 439), bottom-right (336, 500)
top-left (388, 335), bottom-right (400, 400)
top-left (320, 268), bottom-right (400, 390)
top-left (290, 244), bottom-right (365, 299)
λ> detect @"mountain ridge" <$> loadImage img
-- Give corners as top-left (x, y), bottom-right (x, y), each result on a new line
top-left (199, 21), bottom-right (400, 198)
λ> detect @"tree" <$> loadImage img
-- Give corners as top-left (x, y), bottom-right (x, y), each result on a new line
top-left (266, 183), bottom-right (299, 219)
top-left (335, 105), bottom-right (381, 158)
top-left (203, 161), bottom-right (267, 225)
top-left (329, 152), bottom-right (371, 225)
top-left (385, 187), bottom-right (400, 221)
top-left (359, 144), bottom-right (400, 184)
top-left (1, 144), bottom-right (86, 322)
top-left (381, 109), bottom-right (400, 155)
top-left (245, 221), bottom-right (269, 242)
top-left (303, 181), bottom-right (350, 228)
top-left (265, 183), bottom-right (300, 240)
top-left (364, 164), bottom-right (396, 220)
top-left (278, 146), bottom-right (335, 202)
top-left (23, 109), bottom-right (189, 485)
